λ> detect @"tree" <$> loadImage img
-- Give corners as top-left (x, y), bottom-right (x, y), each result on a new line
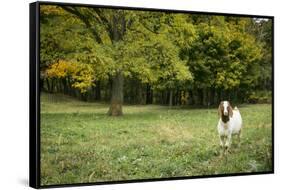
top-left (246, 18), bottom-right (272, 90)
top-left (42, 6), bottom-right (195, 114)
top-left (40, 5), bottom-right (269, 107)
top-left (181, 16), bottom-right (262, 105)
top-left (121, 13), bottom-right (195, 106)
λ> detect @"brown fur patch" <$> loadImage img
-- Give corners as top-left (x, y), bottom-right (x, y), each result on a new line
top-left (218, 101), bottom-right (233, 123)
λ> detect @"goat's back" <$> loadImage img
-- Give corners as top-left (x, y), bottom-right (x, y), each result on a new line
top-left (230, 108), bottom-right (242, 134)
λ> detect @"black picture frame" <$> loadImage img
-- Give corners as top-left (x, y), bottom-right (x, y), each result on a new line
top-left (30, 1), bottom-right (274, 189)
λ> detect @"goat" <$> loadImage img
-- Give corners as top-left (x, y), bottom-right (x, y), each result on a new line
top-left (217, 101), bottom-right (242, 150)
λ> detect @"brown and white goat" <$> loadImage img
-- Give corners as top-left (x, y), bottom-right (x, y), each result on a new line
top-left (217, 101), bottom-right (242, 149)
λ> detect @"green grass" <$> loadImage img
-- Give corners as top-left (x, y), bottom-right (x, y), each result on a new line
top-left (40, 93), bottom-right (273, 186)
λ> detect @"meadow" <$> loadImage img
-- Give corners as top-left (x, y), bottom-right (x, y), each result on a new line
top-left (40, 93), bottom-right (272, 186)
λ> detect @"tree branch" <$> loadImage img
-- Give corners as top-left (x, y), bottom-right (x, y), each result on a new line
top-left (61, 6), bottom-right (103, 44)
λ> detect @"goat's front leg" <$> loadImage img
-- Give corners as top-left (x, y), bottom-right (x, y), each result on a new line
top-left (225, 133), bottom-right (232, 149)
top-left (219, 135), bottom-right (225, 147)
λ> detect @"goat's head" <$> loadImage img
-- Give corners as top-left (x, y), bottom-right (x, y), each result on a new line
top-left (218, 101), bottom-right (233, 123)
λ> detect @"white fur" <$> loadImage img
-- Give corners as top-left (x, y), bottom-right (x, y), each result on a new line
top-left (223, 101), bottom-right (228, 116)
top-left (217, 106), bottom-right (242, 148)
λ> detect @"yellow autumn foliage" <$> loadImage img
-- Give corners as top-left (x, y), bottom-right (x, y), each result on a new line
top-left (71, 64), bottom-right (94, 93)
top-left (45, 60), bottom-right (74, 78)
top-left (46, 60), bottom-right (94, 93)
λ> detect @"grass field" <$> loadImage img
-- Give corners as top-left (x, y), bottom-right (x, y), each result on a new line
top-left (40, 93), bottom-right (273, 186)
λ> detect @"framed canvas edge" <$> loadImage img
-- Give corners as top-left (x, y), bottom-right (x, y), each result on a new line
top-left (29, 1), bottom-right (275, 189)
top-left (37, 0), bottom-right (274, 18)
top-left (30, 1), bottom-right (41, 189)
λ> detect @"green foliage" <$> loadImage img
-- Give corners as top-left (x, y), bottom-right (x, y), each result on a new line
top-left (40, 6), bottom-right (195, 91)
top-left (120, 13), bottom-right (195, 89)
top-left (247, 19), bottom-right (272, 90)
top-left (183, 16), bottom-right (263, 90)
top-left (122, 38), bottom-right (193, 89)
top-left (248, 91), bottom-right (272, 104)
top-left (40, 5), bottom-right (272, 106)
top-left (40, 6), bottom-right (93, 69)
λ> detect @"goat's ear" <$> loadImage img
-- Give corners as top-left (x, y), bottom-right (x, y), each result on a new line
top-left (228, 103), bottom-right (233, 117)
top-left (218, 103), bottom-right (222, 117)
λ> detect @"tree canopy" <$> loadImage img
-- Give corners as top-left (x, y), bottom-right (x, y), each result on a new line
top-left (40, 5), bottom-right (272, 114)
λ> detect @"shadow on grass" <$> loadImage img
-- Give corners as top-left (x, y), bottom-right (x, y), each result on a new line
top-left (42, 111), bottom-right (162, 121)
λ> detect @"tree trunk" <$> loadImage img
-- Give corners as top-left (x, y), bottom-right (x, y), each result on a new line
top-left (188, 90), bottom-right (194, 105)
top-left (169, 90), bottom-right (173, 107)
top-left (198, 89), bottom-right (204, 105)
top-left (203, 88), bottom-right (208, 106)
top-left (107, 14), bottom-right (125, 116)
top-left (146, 84), bottom-right (153, 104)
top-left (51, 79), bottom-right (55, 93)
top-left (209, 88), bottom-right (214, 105)
top-left (62, 78), bottom-right (68, 94)
top-left (94, 81), bottom-right (101, 101)
top-left (108, 71), bottom-right (124, 116)
top-left (46, 78), bottom-right (51, 92)
top-left (174, 90), bottom-right (179, 105)
top-left (137, 82), bottom-right (146, 105)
